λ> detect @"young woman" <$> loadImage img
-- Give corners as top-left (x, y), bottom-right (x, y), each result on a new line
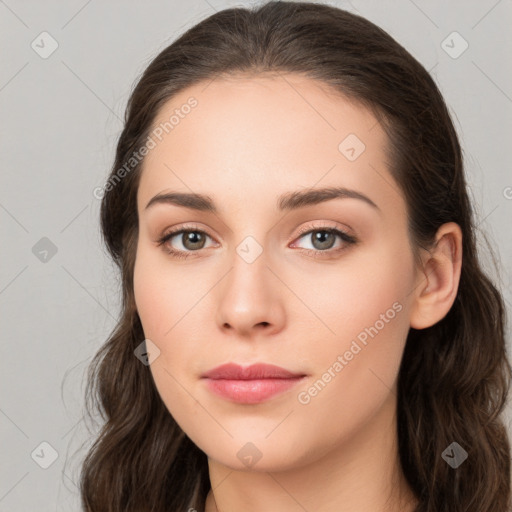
top-left (80, 2), bottom-right (511, 511)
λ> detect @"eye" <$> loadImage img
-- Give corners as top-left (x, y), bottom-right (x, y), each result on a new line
top-left (291, 224), bottom-right (357, 257)
top-left (156, 224), bottom-right (216, 259)
top-left (156, 223), bottom-right (357, 260)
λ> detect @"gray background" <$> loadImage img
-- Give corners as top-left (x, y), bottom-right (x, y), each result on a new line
top-left (1, 0), bottom-right (511, 510)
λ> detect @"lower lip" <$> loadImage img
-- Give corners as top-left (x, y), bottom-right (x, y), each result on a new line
top-left (203, 377), bottom-right (305, 404)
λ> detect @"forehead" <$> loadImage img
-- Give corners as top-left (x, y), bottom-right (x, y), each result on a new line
top-left (137, 73), bottom-right (398, 214)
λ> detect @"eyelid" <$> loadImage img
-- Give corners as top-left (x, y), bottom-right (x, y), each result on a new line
top-left (293, 221), bottom-right (353, 239)
top-left (160, 221), bottom-right (211, 235)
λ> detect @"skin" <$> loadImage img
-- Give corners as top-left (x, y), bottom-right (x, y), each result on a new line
top-left (133, 73), bottom-right (462, 512)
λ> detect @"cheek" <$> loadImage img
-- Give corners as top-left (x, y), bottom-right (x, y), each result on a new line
top-left (133, 243), bottom-right (206, 386)
top-left (133, 249), bottom-right (168, 339)
top-left (296, 239), bottom-right (414, 400)
top-left (133, 243), bottom-right (199, 340)
top-left (299, 236), bottom-right (414, 341)
top-left (133, 247), bottom-right (201, 433)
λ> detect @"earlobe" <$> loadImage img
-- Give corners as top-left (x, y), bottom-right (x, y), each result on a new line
top-left (409, 222), bottom-right (463, 330)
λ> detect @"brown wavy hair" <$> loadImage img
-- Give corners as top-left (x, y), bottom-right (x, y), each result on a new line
top-left (79, 2), bottom-right (512, 510)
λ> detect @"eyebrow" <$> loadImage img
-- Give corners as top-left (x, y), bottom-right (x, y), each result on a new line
top-left (144, 186), bottom-right (380, 213)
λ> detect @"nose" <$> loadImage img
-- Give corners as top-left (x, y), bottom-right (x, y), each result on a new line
top-left (215, 251), bottom-right (286, 338)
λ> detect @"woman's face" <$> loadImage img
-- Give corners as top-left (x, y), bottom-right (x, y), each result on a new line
top-left (133, 73), bottom-right (420, 471)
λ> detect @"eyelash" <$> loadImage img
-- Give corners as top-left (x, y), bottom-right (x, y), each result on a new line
top-left (156, 223), bottom-right (358, 260)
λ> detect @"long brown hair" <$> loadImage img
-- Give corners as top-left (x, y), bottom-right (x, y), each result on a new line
top-left (80, 2), bottom-right (512, 510)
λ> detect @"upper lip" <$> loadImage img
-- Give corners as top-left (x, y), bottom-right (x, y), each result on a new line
top-left (201, 363), bottom-right (306, 380)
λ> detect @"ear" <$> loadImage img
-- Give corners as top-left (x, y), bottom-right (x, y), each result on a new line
top-left (409, 222), bottom-right (463, 330)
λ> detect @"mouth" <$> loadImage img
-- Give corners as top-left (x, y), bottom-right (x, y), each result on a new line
top-left (201, 363), bottom-right (307, 404)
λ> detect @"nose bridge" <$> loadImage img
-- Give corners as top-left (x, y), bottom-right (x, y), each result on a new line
top-left (215, 238), bottom-right (284, 335)
top-left (224, 244), bottom-right (271, 310)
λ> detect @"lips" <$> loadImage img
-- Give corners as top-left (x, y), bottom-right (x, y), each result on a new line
top-left (201, 363), bottom-right (307, 404)
top-left (201, 362), bottom-right (305, 380)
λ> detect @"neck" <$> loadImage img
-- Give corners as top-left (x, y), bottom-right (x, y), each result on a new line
top-left (204, 390), bottom-right (418, 512)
